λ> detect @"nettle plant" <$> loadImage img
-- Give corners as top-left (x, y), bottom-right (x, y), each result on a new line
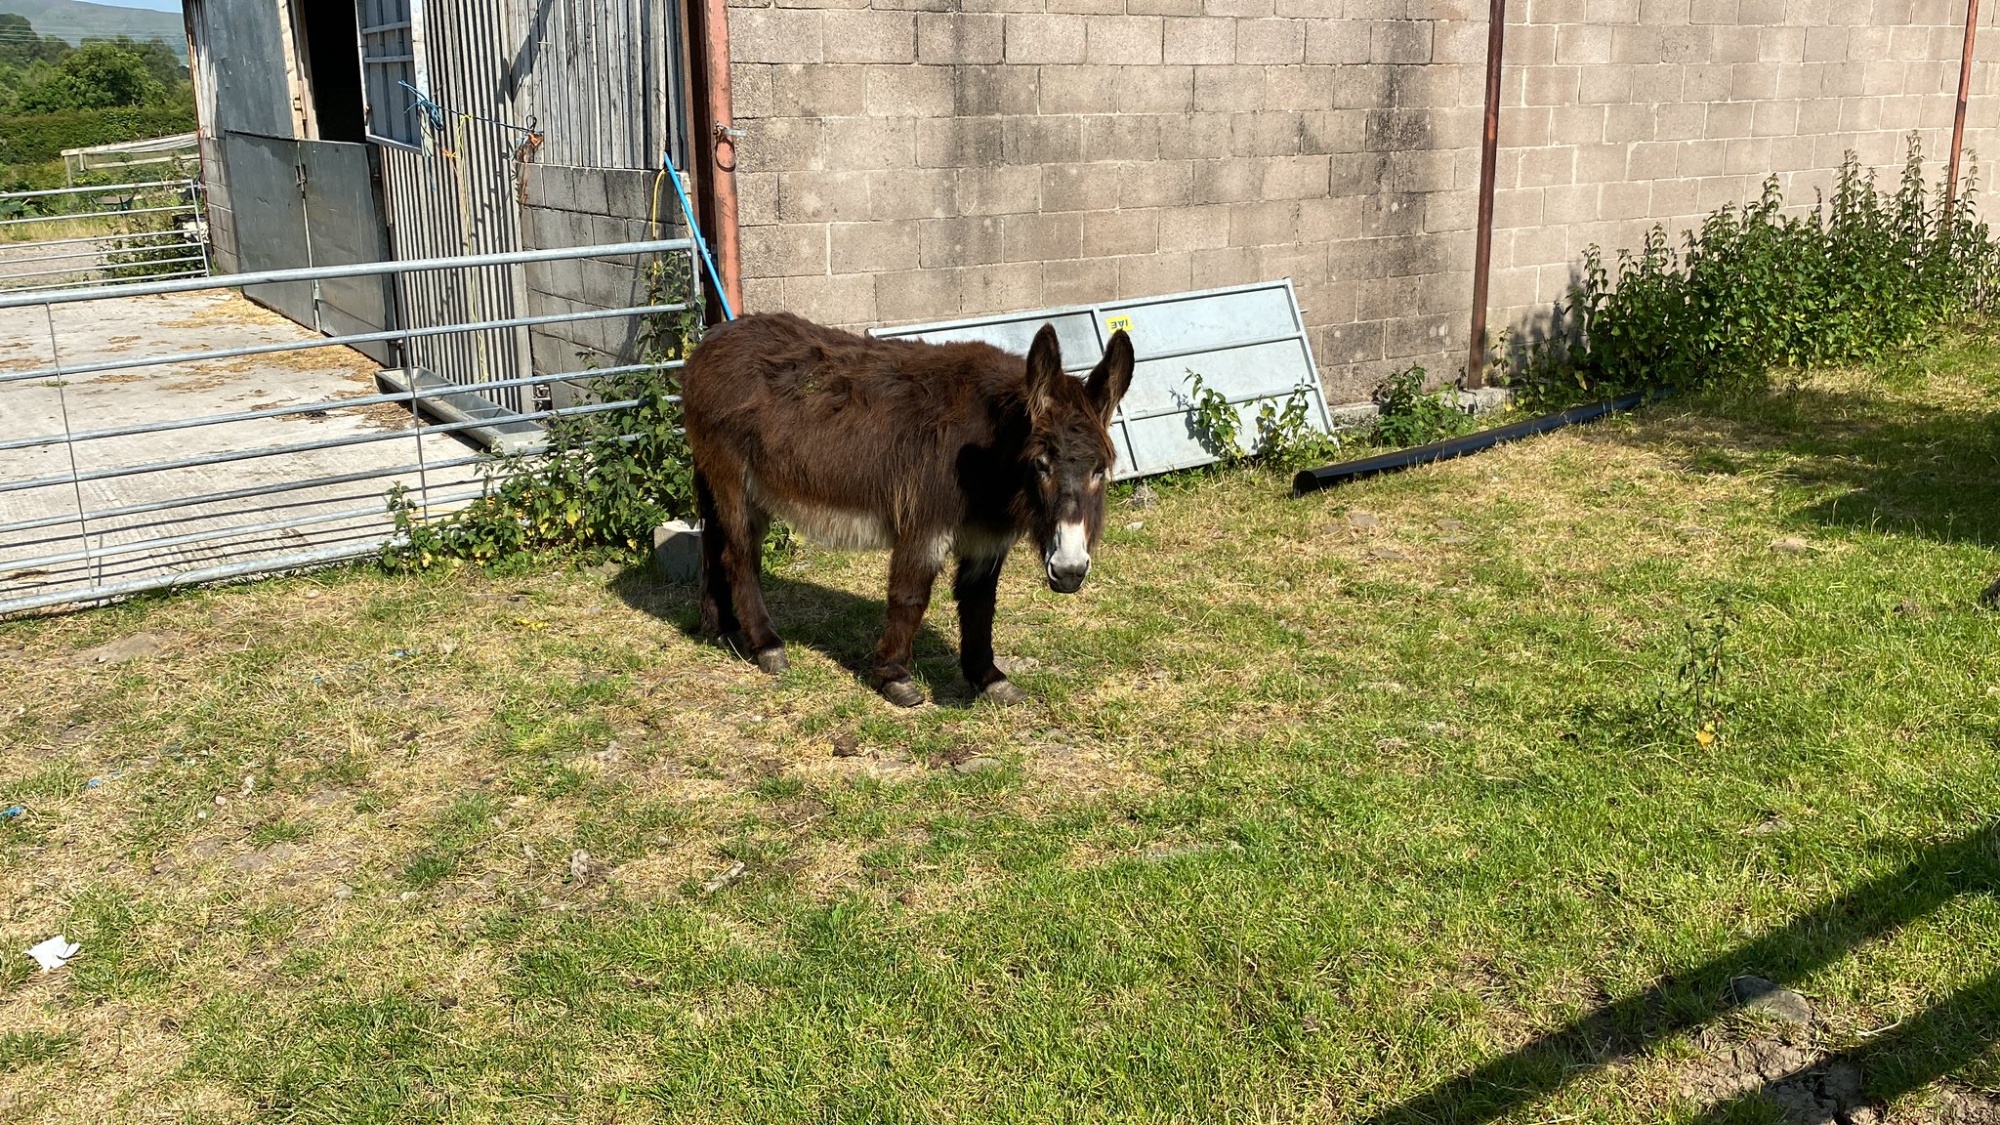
top-left (1369, 364), bottom-right (1474, 448)
top-left (382, 253), bottom-right (704, 572)
top-left (1183, 370), bottom-right (1342, 470)
top-left (1513, 137), bottom-right (2000, 406)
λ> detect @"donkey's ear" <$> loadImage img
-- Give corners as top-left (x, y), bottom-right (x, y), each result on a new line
top-left (1084, 329), bottom-right (1135, 425)
top-left (1025, 323), bottom-right (1064, 422)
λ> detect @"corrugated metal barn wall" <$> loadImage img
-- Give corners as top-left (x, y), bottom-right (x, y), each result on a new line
top-left (376, 0), bottom-right (683, 411)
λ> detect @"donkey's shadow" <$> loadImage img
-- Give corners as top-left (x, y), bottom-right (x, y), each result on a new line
top-left (608, 568), bottom-right (983, 705)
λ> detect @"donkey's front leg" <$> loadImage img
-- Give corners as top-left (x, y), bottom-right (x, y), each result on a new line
top-left (953, 553), bottom-right (1024, 705)
top-left (873, 536), bottom-right (944, 707)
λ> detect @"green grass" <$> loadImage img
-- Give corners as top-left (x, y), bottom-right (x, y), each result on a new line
top-left (0, 345), bottom-right (1997, 1122)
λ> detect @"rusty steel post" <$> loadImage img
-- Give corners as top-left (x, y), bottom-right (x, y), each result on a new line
top-left (700, 0), bottom-right (745, 316)
top-left (1466, 0), bottom-right (1507, 389)
top-left (1948, 0), bottom-right (1983, 216)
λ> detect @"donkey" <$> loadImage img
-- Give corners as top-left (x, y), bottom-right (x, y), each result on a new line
top-left (680, 312), bottom-right (1135, 707)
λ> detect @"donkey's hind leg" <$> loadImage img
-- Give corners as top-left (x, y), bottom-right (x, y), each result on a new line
top-left (704, 468), bottom-right (788, 675)
top-left (694, 472), bottom-right (739, 642)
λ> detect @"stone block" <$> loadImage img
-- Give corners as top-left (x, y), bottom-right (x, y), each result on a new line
top-left (917, 13), bottom-right (1004, 62)
top-left (1004, 14), bottom-right (1088, 63)
top-left (864, 65), bottom-right (957, 116)
top-left (654, 521), bottom-right (702, 584)
top-left (733, 8), bottom-right (825, 63)
top-left (1165, 17), bottom-right (1236, 64)
top-left (822, 11), bottom-right (917, 63)
top-left (1087, 16), bottom-right (1165, 64)
top-left (831, 221), bottom-right (919, 272)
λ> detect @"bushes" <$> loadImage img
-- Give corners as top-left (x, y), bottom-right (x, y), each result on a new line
top-left (1370, 365), bottom-right (1474, 448)
top-left (381, 256), bottom-right (703, 571)
top-left (1513, 138), bottom-right (2000, 407)
top-left (0, 104), bottom-right (196, 168)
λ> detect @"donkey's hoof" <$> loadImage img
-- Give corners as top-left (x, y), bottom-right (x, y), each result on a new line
top-left (755, 647), bottom-right (790, 676)
top-left (879, 678), bottom-right (927, 708)
top-left (977, 680), bottom-right (1027, 706)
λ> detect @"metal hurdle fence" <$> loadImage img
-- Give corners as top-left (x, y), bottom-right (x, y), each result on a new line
top-left (0, 179), bottom-right (211, 293)
top-left (0, 238), bottom-right (695, 616)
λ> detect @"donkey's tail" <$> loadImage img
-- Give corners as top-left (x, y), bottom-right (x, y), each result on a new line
top-left (693, 469), bottom-right (729, 636)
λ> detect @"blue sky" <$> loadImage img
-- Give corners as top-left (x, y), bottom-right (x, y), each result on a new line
top-left (97, 0), bottom-right (181, 10)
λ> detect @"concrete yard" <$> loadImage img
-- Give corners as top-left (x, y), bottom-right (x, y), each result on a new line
top-left (0, 291), bottom-right (487, 612)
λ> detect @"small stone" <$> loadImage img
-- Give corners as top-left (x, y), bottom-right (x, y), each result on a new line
top-left (1127, 483), bottom-right (1158, 509)
top-left (831, 733), bottom-right (862, 758)
top-left (568, 849), bottom-right (610, 884)
top-left (953, 756), bottom-right (1004, 775)
top-left (1434, 518), bottom-right (1465, 532)
top-left (1366, 547), bottom-right (1408, 562)
top-left (1346, 512), bottom-right (1380, 530)
top-left (332, 884), bottom-right (353, 900)
top-left (213, 795), bottom-right (227, 807)
top-left (1731, 975), bottom-right (1814, 1025)
top-left (72, 633), bottom-right (169, 665)
top-left (1125, 521), bottom-right (1145, 531)
top-left (238, 775), bottom-right (256, 797)
top-left (1768, 536), bottom-right (1810, 554)
top-left (702, 861), bottom-right (746, 894)
top-left (1740, 815), bottom-right (1788, 836)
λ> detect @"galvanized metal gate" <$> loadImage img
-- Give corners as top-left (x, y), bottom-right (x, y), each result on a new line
top-left (0, 240), bottom-right (697, 618)
top-left (0, 180), bottom-right (210, 293)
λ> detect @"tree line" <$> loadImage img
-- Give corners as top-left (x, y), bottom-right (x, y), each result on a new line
top-left (0, 14), bottom-right (190, 115)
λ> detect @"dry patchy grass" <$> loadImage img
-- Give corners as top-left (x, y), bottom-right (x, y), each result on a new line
top-left (0, 353), bottom-right (1997, 1123)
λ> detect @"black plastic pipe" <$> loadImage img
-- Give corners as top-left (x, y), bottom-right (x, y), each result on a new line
top-left (1291, 392), bottom-right (1648, 496)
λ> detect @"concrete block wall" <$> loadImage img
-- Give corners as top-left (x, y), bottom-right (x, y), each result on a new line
top-left (725, 1), bottom-right (2000, 403)
top-left (1485, 0), bottom-right (2000, 355)
top-left (519, 163), bottom-right (690, 406)
top-left (199, 135), bottom-right (241, 274)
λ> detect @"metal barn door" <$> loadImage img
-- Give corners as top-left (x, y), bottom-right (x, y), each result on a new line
top-left (224, 132), bottom-right (315, 326)
top-left (301, 141), bottom-right (395, 362)
top-left (220, 133), bottom-right (397, 364)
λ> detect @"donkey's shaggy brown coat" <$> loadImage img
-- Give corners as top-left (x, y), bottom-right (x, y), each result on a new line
top-left (682, 312), bottom-right (1134, 706)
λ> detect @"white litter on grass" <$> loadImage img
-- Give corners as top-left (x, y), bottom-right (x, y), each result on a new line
top-left (26, 935), bottom-right (79, 972)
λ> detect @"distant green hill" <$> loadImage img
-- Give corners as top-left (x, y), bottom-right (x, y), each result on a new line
top-left (0, 1), bottom-right (184, 58)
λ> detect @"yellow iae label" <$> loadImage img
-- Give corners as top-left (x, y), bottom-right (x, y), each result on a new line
top-left (1105, 315), bottom-right (1133, 334)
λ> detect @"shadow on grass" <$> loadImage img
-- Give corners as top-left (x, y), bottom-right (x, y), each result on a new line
top-left (1357, 823), bottom-right (1998, 1123)
top-left (607, 567), bottom-right (992, 705)
top-left (1606, 379), bottom-right (2000, 551)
